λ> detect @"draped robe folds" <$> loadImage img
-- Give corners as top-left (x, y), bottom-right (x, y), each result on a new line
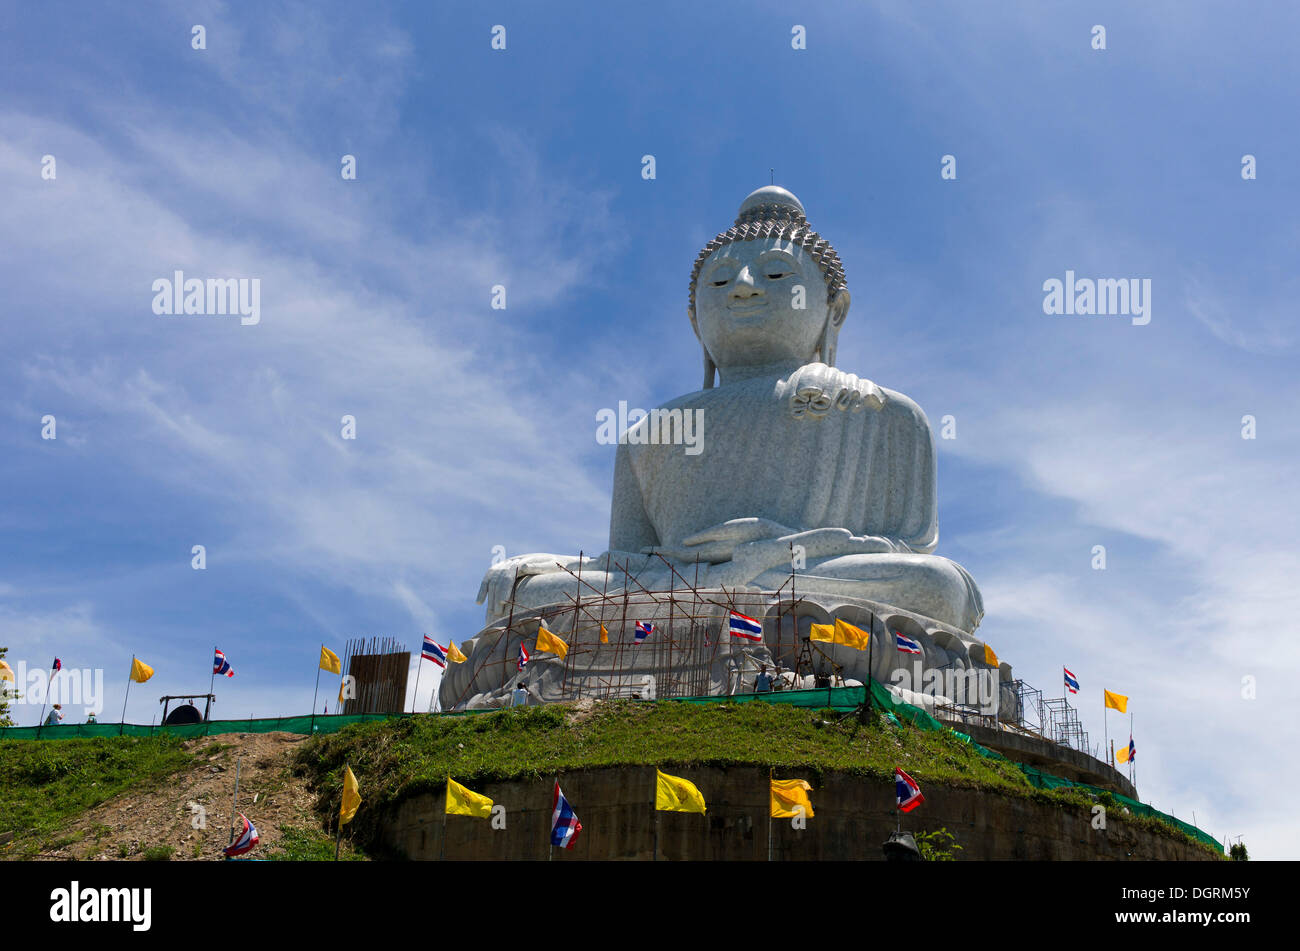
top-left (611, 367), bottom-right (939, 554)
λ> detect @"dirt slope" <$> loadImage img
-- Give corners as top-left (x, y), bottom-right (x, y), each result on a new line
top-left (33, 732), bottom-right (327, 861)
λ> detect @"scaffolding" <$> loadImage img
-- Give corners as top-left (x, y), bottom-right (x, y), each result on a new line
top-left (340, 636), bottom-right (410, 715)
top-left (1040, 696), bottom-right (1091, 755)
top-left (1011, 680), bottom-right (1041, 733)
top-left (445, 551), bottom-right (851, 710)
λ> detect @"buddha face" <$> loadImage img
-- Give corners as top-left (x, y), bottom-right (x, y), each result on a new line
top-left (693, 238), bottom-right (835, 371)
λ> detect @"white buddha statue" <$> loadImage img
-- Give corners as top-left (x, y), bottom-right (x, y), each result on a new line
top-left (477, 186), bottom-right (984, 634)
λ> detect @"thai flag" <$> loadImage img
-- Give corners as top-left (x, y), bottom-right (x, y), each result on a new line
top-left (213, 648), bottom-right (234, 678)
top-left (550, 780), bottom-right (583, 849)
top-left (895, 767), bottom-right (924, 813)
top-left (52, 657), bottom-right (62, 672)
top-left (895, 632), bottom-right (922, 655)
top-left (517, 642), bottom-right (530, 671)
top-left (1126, 736), bottom-right (1136, 763)
top-left (1064, 667), bottom-right (1080, 694)
top-left (422, 635), bottom-right (447, 669)
top-left (223, 813), bottom-right (260, 857)
top-left (728, 611), bottom-right (763, 642)
top-left (634, 621), bottom-right (655, 645)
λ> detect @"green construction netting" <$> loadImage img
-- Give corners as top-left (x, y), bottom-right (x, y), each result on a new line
top-left (862, 684), bottom-right (1220, 850)
top-left (0, 713), bottom-right (405, 740)
top-left (867, 678), bottom-right (948, 733)
top-left (1018, 763), bottom-right (1221, 850)
top-left (0, 681), bottom-right (1220, 851)
top-left (676, 685), bottom-right (867, 711)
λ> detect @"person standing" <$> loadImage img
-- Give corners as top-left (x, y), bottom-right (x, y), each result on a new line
top-left (512, 681), bottom-right (529, 707)
top-left (44, 703), bottom-right (63, 726)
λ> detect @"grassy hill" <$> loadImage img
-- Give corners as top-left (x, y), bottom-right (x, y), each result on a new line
top-left (293, 699), bottom-right (1220, 858)
top-left (0, 733), bottom-right (355, 860)
top-left (0, 735), bottom-right (194, 857)
top-left (0, 700), bottom-right (1220, 860)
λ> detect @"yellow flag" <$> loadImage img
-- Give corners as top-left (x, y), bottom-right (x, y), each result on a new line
top-left (770, 778), bottom-right (815, 819)
top-left (833, 618), bottom-right (870, 650)
top-left (320, 646), bottom-right (341, 675)
top-left (447, 641), bottom-right (468, 664)
top-left (446, 778), bottom-right (494, 818)
top-left (340, 765), bottom-right (362, 825)
top-left (810, 619), bottom-right (870, 651)
top-left (655, 769), bottom-right (706, 814)
top-left (1104, 689), bottom-right (1128, 713)
top-left (599, 624), bottom-right (609, 645)
top-left (535, 625), bottom-right (569, 659)
top-left (1116, 745), bottom-right (1131, 764)
top-left (0, 659), bottom-right (13, 682)
top-left (337, 678), bottom-right (347, 704)
top-left (130, 657), bottom-right (154, 683)
top-left (984, 643), bottom-right (999, 667)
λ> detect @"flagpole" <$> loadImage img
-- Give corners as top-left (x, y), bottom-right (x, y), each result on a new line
top-left (228, 754), bottom-right (243, 850)
top-left (439, 781), bottom-right (449, 861)
top-left (207, 645), bottom-right (217, 707)
top-left (206, 645), bottom-right (218, 735)
top-left (1103, 694), bottom-right (1109, 766)
top-left (864, 612), bottom-right (875, 721)
top-left (1130, 710), bottom-right (1135, 787)
top-left (334, 805), bottom-right (343, 861)
top-left (35, 665), bottom-right (50, 737)
top-left (549, 771), bottom-right (559, 862)
top-left (334, 766), bottom-right (345, 861)
top-left (36, 659), bottom-right (54, 738)
top-left (767, 767), bottom-right (774, 862)
top-left (119, 656), bottom-right (134, 737)
top-left (311, 645), bottom-right (323, 734)
top-left (653, 770), bottom-right (660, 862)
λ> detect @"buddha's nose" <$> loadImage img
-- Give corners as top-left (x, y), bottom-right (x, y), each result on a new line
top-left (730, 267), bottom-right (764, 300)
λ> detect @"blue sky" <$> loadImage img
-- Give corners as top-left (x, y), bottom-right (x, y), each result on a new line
top-left (2, 1), bottom-right (1297, 857)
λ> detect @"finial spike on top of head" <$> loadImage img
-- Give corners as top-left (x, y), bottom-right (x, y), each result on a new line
top-left (736, 185), bottom-right (805, 223)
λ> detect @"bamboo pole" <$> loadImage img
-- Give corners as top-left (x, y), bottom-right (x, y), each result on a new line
top-left (228, 754), bottom-right (243, 850)
top-left (310, 645), bottom-right (323, 734)
top-left (118, 656), bottom-right (135, 737)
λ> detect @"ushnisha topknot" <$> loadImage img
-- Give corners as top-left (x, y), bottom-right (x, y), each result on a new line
top-left (688, 186), bottom-right (847, 329)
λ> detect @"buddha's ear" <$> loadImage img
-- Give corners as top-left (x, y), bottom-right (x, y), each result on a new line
top-left (817, 290), bottom-right (849, 367)
top-left (828, 288), bottom-right (851, 329)
top-left (690, 305), bottom-right (716, 389)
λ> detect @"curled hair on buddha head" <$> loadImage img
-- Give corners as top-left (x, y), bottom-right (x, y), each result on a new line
top-left (688, 186), bottom-right (849, 388)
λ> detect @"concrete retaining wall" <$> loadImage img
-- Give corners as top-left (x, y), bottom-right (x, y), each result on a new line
top-left (381, 765), bottom-right (1216, 861)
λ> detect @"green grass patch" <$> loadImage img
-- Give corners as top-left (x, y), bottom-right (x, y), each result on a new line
top-left (0, 735), bottom-right (194, 858)
top-left (266, 824), bottom-right (367, 861)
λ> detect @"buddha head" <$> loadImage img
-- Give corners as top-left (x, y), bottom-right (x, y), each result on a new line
top-left (688, 186), bottom-right (850, 388)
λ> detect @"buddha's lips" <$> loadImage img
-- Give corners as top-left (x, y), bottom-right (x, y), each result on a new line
top-left (727, 302), bottom-right (768, 317)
